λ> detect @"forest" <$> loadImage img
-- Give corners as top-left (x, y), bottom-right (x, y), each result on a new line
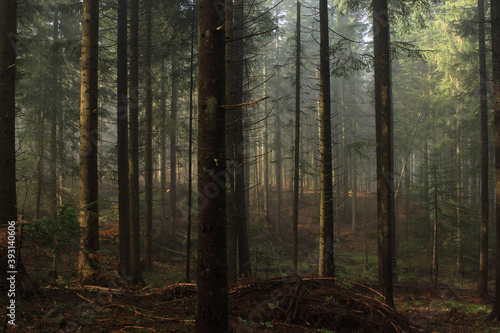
top-left (2, 0), bottom-right (500, 331)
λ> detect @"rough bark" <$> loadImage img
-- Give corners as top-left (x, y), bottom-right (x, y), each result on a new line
top-left (49, 8), bottom-right (59, 217)
top-left (185, 4), bottom-right (195, 282)
top-left (478, 0), bottom-right (489, 296)
top-left (128, 0), bottom-right (143, 284)
top-left (318, 0), bottom-right (334, 278)
top-left (292, 0), bottom-right (301, 275)
top-left (170, 58), bottom-right (178, 238)
top-left (0, 0), bottom-right (18, 282)
top-left (489, 0), bottom-right (500, 321)
top-left (373, 0), bottom-right (394, 307)
top-left (144, 0), bottom-right (153, 269)
top-left (225, 0), bottom-right (238, 284)
top-left (195, 0), bottom-right (227, 331)
top-left (78, 0), bottom-right (100, 275)
top-left (117, 0), bottom-right (130, 277)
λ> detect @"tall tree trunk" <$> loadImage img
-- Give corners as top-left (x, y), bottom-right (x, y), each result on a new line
top-left (49, 7), bottom-right (59, 217)
top-left (117, 0), bottom-right (130, 277)
top-left (160, 59), bottom-right (167, 234)
top-left (78, 0), bottom-right (100, 275)
top-left (489, 0), bottom-right (500, 321)
top-left (431, 156), bottom-right (438, 287)
top-left (170, 58), bottom-right (178, 238)
top-left (128, 0), bottom-right (143, 284)
top-left (318, 0), bottom-right (334, 278)
top-left (264, 61), bottom-right (271, 226)
top-left (186, 4), bottom-right (195, 282)
top-left (233, 0), bottom-right (251, 279)
top-left (0, 0), bottom-right (18, 279)
top-left (373, 0), bottom-right (394, 307)
top-left (225, 0), bottom-right (237, 284)
top-left (456, 114), bottom-right (463, 277)
top-left (478, 0), bottom-right (489, 296)
top-left (196, 0), bottom-right (227, 331)
top-left (275, 37), bottom-right (282, 236)
top-left (292, 0), bottom-right (301, 275)
top-left (144, 0), bottom-right (153, 269)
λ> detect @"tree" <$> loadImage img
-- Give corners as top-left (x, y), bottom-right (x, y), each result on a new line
top-left (0, 0), bottom-right (18, 280)
top-left (144, 0), bottom-right (153, 269)
top-left (292, 0), bottom-right (301, 275)
top-left (170, 58), bottom-right (178, 238)
top-left (318, 0), bottom-right (334, 278)
top-left (477, 0), bottom-right (489, 296)
top-left (373, 0), bottom-right (395, 307)
top-left (78, 0), bottom-right (99, 275)
top-left (488, 0), bottom-right (500, 321)
top-left (117, 0), bottom-right (130, 278)
top-left (129, 0), bottom-right (144, 284)
top-left (195, 0), bottom-right (227, 331)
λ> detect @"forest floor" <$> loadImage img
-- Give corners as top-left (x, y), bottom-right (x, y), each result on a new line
top-left (3, 191), bottom-right (500, 332)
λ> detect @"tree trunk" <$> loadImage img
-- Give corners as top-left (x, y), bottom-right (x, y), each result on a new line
top-left (78, 0), bottom-right (100, 275)
top-left (292, 0), bottom-right (301, 275)
top-left (275, 37), bottom-right (282, 236)
top-left (117, 0), bottom-right (130, 277)
top-left (144, 0), bottom-right (153, 269)
top-left (373, 0), bottom-right (394, 307)
top-left (478, 0), bottom-right (489, 296)
top-left (170, 58), bottom-right (178, 238)
top-left (234, 0), bottom-right (251, 279)
top-left (456, 114), bottom-right (463, 277)
top-left (185, 3), bottom-right (195, 283)
top-left (196, 0), bottom-right (227, 331)
top-left (489, 0), bottom-right (500, 321)
top-left (0, 0), bottom-right (18, 282)
top-left (128, 0), bottom-right (143, 284)
top-left (225, 0), bottom-right (238, 284)
top-left (160, 58), bottom-right (167, 234)
top-left (318, 0), bottom-right (334, 278)
top-left (49, 8), bottom-right (59, 217)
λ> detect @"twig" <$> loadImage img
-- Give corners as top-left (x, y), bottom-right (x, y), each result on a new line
top-left (104, 304), bottom-right (195, 323)
top-left (118, 326), bottom-right (157, 332)
top-left (222, 96), bottom-right (269, 108)
top-left (270, 322), bottom-right (316, 332)
top-left (75, 292), bottom-right (97, 305)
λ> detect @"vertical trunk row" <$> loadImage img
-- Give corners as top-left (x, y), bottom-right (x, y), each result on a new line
top-left (117, 0), bottom-right (130, 277)
top-left (318, 0), bottom-right (334, 278)
top-left (373, 0), bottom-right (395, 307)
top-left (78, 0), bottom-right (100, 275)
top-left (195, 0), bottom-right (227, 331)
top-left (292, 0), bottom-right (301, 275)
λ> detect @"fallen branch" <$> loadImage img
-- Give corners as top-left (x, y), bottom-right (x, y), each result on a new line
top-left (105, 304), bottom-right (195, 323)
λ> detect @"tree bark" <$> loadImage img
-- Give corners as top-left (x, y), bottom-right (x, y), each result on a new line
top-left (170, 58), bottom-right (178, 238)
top-left (49, 8), bottom-right (59, 217)
top-left (78, 0), bottom-right (100, 275)
top-left (144, 0), bottom-right (153, 269)
top-left (373, 0), bottom-right (394, 307)
top-left (117, 0), bottom-right (130, 277)
top-left (196, 0), bottom-right (227, 331)
top-left (292, 0), bottom-right (301, 275)
top-left (185, 3), bottom-right (195, 283)
top-left (128, 0), bottom-right (143, 284)
top-left (478, 0), bottom-right (489, 296)
top-left (318, 0), bottom-right (334, 278)
top-left (225, 0), bottom-right (238, 284)
top-left (0, 0), bottom-right (18, 281)
top-left (489, 0), bottom-right (500, 321)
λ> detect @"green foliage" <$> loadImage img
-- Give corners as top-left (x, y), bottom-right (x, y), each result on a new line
top-left (25, 204), bottom-right (80, 271)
